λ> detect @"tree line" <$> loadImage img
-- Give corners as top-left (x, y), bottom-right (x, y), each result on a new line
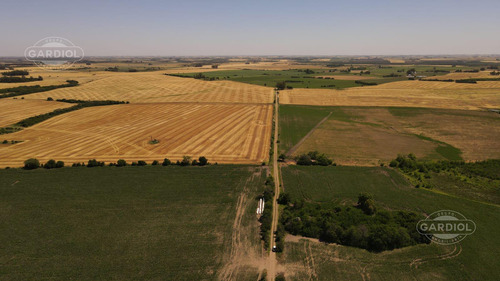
top-left (20, 156), bottom-right (210, 170)
top-left (278, 192), bottom-right (429, 252)
top-left (0, 80), bottom-right (79, 99)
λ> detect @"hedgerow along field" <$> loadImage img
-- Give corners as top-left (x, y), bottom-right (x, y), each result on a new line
top-left (279, 165), bottom-right (500, 281)
top-left (279, 105), bottom-right (500, 165)
top-left (0, 165), bottom-right (267, 280)
top-left (0, 99), bottom-right (73, 127)
top-left (0, 103), bottom-right (273, 168)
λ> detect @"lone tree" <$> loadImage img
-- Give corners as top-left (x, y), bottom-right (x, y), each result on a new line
top-left (116, 159), bottom-right (127, 167)
top-left (24, 158), bottom-right (40, 170)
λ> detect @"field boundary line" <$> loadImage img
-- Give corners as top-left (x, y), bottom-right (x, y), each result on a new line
top-left (285, 111), bottom-right (332, 157)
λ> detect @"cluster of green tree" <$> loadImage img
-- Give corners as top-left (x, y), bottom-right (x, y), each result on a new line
top-left (359, 70), bottom-right (371, 75)
top-left (455, 79), bottom-right (477, 84)
top-left (55, 98), bottom-right (128, 105)
top-left (295, 151), bottom-right (335, 166)
top-left (275, 81), bottom-right (286, 90)
top-left (320, 85), bottom-right (336, 88)
top-left (13, 99), bottom-right (127, 128)
top-left (391, 154), bottom-right (500, 183)
top-left (354, 80), bottom-right (378, 86)
top-left (0, 76), bottom-right (43, 83)
top-left (297, 69), bottom-right (315, 74)
top-left (421, 79), bottom-right (454, 82)
top-left (383, 73), bottom-right (402, 77)
top-left (0, 80), bottom-right (78, 99)
top-left (259, 176), bottom-right (275, 249)
top-left (22, 158), bottom-right (64, 170)
top-left (490, 71), bottom-right (500, 76)
top-left (1, 140), bottom-right (22, 144)
top-left (70, 156), bottom-right (210, 168)
top-left (0, 127), bottom-right (21, 135)
top-left (43, 159), bottom-right (65, 169)
top-left (104, 66), bottom-right (119, 72)
top-left (278, 192), bottom-right (429, 252)
top-left (2, 70), bottom-right (30, 76)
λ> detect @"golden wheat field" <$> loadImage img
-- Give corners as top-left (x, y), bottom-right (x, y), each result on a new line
top-left (0, 99), bottom-right (73, 127)
top-left (280, 81), bottom-right (500, 110)
top-left (21, 71), bottom-right (274, 103)
top-left (0, 103), bottom-right (273, 167)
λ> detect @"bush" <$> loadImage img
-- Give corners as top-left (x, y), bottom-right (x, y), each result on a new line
top-left (296, 154), bottom-right (312, 165)
top-left (116, 159), bottom-right (127, 167)
top-left (137, 160), bottom-right (147, 166)
top-left (277, 192), bottom-right (290, 205)
top-left (151, 160), bottom-right (159, 166)
top-left (180, 156), bottom-right (191, 166)
top-left (162, 158), bottom-right (171, 166)
top-left (44, 159), bottom-right (57, 169)
top-left (23, 158), bottom-right (40, 170)
top-left (198, 156), bottom-right (208, 166)
top-left (357, 193), bottom-right (376, 215)
top-left (55, 161), bottom-right (64, 168)
top-left (275, 81), bottom-right (286, 90)
top-left (87, 159), bottom-right (104, 167)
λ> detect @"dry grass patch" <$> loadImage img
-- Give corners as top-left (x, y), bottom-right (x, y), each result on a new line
top-left (0, 103), bottom-right (273, 167)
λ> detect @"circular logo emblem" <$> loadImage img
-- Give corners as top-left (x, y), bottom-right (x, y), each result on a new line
top-left (417, 210), bottom-right (476, 245)
top-left (24, 37), bottom-right (84, 70)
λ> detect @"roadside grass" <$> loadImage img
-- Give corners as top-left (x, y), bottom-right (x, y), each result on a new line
top-left (280, 165), bottom-right (500, 281)
top-left (0, 165), bottom-right (265, 280)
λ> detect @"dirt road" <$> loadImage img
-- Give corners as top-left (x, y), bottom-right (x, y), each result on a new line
top-left (267, 91), bottom-right (280, 280)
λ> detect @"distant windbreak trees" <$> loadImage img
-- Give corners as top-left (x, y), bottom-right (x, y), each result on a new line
top-left (0, 70), bottom-right (43, 83)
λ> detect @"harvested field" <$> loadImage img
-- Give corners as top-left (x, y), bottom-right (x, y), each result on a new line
top-left (426, 71), bottom-right (496, 80)
top-left (21, 72), bottom-right (273, 104)
top-left (0, 103), bottom-right (273, 167)
top-left (0, 99), bottom-right (73, 127)
top-left (376, 80), bottom-right (500, 89)
top-left (280, 81), bottom-right (500, 110)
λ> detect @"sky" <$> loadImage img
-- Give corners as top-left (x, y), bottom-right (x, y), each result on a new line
top-left (1, 0), bottom-right (499, 56)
